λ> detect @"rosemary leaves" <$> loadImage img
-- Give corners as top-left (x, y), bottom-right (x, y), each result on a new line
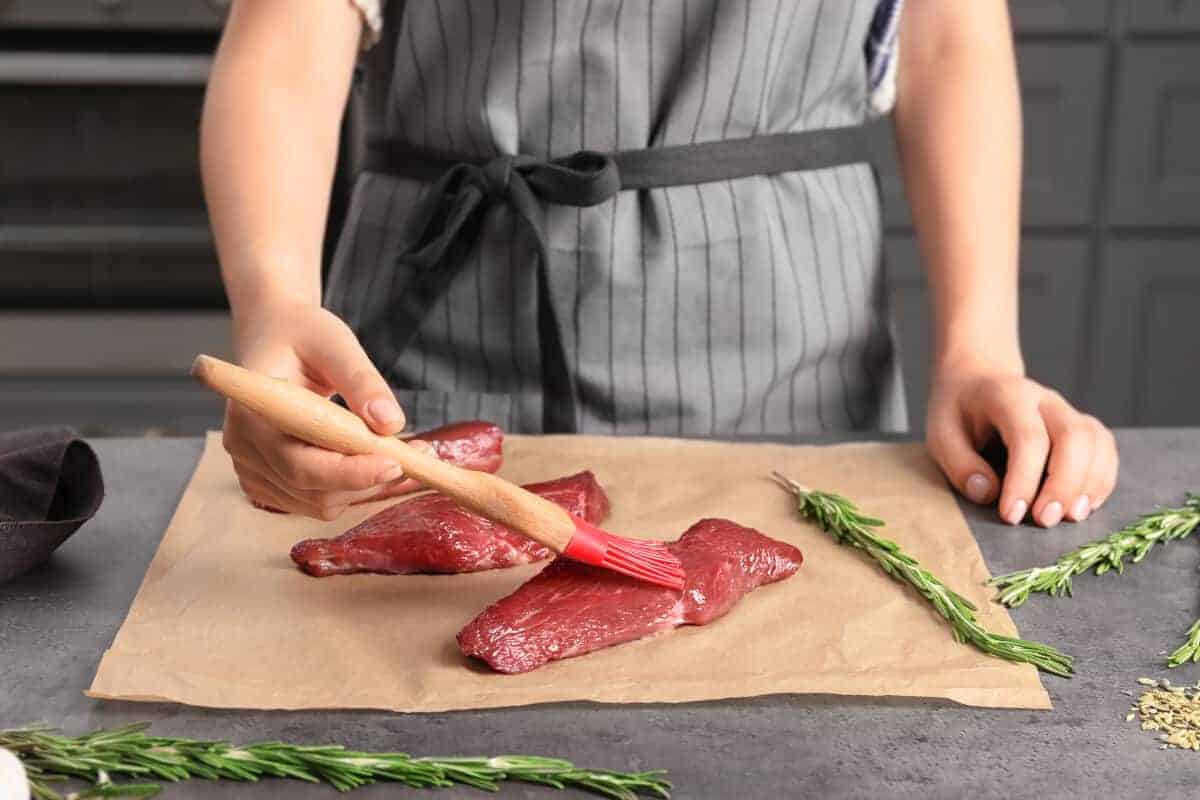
top-left (1168, 619), bottom-right (1200, 669)
top-left (772, 472), bottom-right (1074, 678)
top-left (988, 494), bottom-right (1200, 668)
top-left (2, 723), bottom-right (671, 800)
top-left (989, 494), bottom-right (1200, 608)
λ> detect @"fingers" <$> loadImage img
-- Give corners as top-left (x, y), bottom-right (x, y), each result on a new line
top-left (234, 459), bottom-right (373, 520)
top-left (928, 371), bottom-right (1119, 528)
top-left (987, 390), bottom-right (1050, 526)
top-left (986, 390), bottom-right (1119, 528)
top-left (235, 466), bottom-right (309, 516)
top-left (223, 403), bottom-right (412, 521)
top-left (1032, 395), bottom-right (1094, 526)
top-left (1082, 419), bottom-right (1120, 511)
top-left (258, 437), bottom-right (402, 493)
top-left (926, 406), bottom-right (1000, 505)
top-left (298, 319), bottom-right (406, 435)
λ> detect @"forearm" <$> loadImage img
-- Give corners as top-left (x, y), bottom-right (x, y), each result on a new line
top-left (201, 0), bottom-right (360, 327)
top-left (893, 0), bottom-right (1023, 377)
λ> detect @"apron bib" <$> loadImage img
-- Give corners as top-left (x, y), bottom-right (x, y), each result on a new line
top-left (325, 0), bottom-right (908, 435)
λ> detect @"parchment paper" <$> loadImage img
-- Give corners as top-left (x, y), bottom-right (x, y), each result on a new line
top-left (88, 433), bottom-right (1052, 711)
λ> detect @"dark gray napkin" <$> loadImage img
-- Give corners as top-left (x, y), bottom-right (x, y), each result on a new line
top-left (0, 426), bottom-right (104, 584)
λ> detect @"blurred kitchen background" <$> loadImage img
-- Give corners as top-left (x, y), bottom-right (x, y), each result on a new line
top-left (0, 0), bottom-right (1196, 436)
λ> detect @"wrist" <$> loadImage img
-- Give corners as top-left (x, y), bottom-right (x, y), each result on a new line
top-left (229, 292), bottom-right (324, 361)
top-left (933, 341), bottom-right (1024, 383)
top-left (227, 276), bottom-right (319, 327)
top-left (221, 253), bottom-right (321, 320)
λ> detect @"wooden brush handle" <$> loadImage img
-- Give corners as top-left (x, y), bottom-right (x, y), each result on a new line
top-left (191, 354), bottom-right (578, 552)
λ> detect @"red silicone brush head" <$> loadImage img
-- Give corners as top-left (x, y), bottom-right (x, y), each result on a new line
top-left (562, 516), bottom-right (686, 590)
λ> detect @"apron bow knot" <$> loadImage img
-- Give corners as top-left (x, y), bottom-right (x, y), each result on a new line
top-left (361, 149), bottom-right (622, 433)
top-left (480, 155), bottom-right (516, 196)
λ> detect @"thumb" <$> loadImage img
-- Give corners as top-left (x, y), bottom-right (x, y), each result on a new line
top-left (926, 413), bottom-right (1000, 506)
top-left (301, 320), bottom-right (406, 435)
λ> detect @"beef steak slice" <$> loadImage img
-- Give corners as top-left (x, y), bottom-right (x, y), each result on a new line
top-left (290, 471), bottom-right (610, 576)
top-left (457, 518), bottom-right (803, 673)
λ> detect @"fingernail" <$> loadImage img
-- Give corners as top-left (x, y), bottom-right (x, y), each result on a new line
top-left (1004, 499), bottom-right (1028, 526)
top-left (378, 464), bottom-right (404, 483)
top-left (965, 473), bottom-right (991, 504)
top-left (367, 398), bottom-right (403, 426)
top-left (1040, 501), bottom-right (1064, 528)
top-left (1071, 495), bottom-right (1091, 521)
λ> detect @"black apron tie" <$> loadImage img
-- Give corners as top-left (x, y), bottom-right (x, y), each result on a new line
top-left (361, 123), bottom-right (876, 433)
top-left (361, 149), bottom-right (622, 434)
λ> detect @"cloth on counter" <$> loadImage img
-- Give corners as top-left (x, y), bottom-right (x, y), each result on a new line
top-left (0, 427), bottom-right (104, 584)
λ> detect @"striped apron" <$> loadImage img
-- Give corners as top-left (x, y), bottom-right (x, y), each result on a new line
top-left (325, 0), bottom-right (908, 435)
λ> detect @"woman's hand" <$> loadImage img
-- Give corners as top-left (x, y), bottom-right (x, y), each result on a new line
top-left (926, 366), bottom-right (1119, 527)
top-left (202, 1), bottom-right (391, 520)
top-left (223, 299), bottom-right (421, 520)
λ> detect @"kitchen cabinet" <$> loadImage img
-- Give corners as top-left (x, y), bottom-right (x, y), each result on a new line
top-left (0, 0), bottom-right (227, 29)
top-left (1126, 1), bottom-right (1200, 31)
top-left (1009, 0), bottom-right (1111, 32)
top-left (1108, 45), bottom-right (1200, 227)
top-left (0, 311), bottom-right (232, 435)
top-left (1088, 240), bottom-right (1200, 426)
top-left (0, 378), bottom-right (224, 436)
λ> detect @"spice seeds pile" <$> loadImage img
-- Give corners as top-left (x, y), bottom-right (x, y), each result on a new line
top-left (1129, 678), bottom-right (1200, 751)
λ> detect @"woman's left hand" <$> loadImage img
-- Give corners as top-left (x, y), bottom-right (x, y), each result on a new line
top-left (925, 368), bottom-right (1119, 527)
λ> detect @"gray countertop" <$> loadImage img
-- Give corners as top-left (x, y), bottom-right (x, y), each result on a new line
top-left (2, 430), bottom-right (1199, 799)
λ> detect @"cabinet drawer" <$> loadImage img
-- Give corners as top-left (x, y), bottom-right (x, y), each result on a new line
top-left (0, 311), bottom-right (233, 376)
top-left (0, 378), bottom-right (225, 436)
top-left (1088, 241), bottom-right (1200, 426)
top-left (1126, 1), bottom-right (1200, 32)
top-left (0, 0), bottom-right (227, 30)
top-left (0, 226), bottom-right (224, 308)
top-left (1109, 45), bottom-right (1200, 226)
top-left (1010, 0), bottom-right (1110, 32)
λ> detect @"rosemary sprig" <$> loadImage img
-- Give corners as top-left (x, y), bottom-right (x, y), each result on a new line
top-left (1, 723), bottom-right (671, 800)
top-left (1168, 619), bottom-right (1200, 669)
top-left (988, 494), bottom-right (1200, 608)
top-left (772, 472), bottom-right (1074, 678)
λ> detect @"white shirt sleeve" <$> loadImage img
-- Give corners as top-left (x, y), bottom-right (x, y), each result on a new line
top-left (348, 0), bottom-right (384, 49)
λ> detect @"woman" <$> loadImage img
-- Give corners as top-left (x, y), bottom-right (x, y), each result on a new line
top-left (201, 0), bottom-right (1117, 528)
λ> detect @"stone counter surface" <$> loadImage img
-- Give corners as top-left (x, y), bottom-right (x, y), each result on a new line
top-left (2, 430), bottom-right (1198, 798)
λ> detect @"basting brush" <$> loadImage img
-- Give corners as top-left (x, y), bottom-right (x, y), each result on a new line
top-left (191, 355), bottom-right (685, 590)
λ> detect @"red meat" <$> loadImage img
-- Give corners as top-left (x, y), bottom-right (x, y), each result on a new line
top-left (391, 420), bottom-right (505, 494)
top-left (250, 421), bottom-right (504, 514)
top-left (457, 518), bottom-right (803, 674)
top-left (290, 471), bottom-right (610, 577)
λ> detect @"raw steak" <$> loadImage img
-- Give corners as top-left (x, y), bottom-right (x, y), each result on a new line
top-left (457, 518), bottom-right (803, 673)
top-left (290, 471), bottom-right (609, 576)
top-left (250, 421), bottom-right (504, 514)
top-left (390, 421), bottom-right (504, 495)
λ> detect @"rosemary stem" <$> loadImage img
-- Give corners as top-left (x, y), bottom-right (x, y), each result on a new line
top-left (1168, 619), bottom-right (1200, 669)
top-left (1, 724), bottom-right (671, 800)
top-left (773, 472), bottom-right (1073, 678)
top-left (988, 495), bottom-right (1200, 609)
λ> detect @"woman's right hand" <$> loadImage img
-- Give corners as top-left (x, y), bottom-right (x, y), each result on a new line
top-left (222, 299), bottom-right (419, 520)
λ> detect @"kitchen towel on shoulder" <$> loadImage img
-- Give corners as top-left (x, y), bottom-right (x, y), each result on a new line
top-left (0, 426), bottom-right (104, 584)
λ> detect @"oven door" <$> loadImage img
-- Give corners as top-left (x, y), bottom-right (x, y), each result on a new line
top-left (0, 50), bottom-right (225, 308)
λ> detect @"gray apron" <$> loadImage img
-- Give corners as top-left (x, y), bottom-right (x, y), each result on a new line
top-left (325, 0), bottom-right (908, 435)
